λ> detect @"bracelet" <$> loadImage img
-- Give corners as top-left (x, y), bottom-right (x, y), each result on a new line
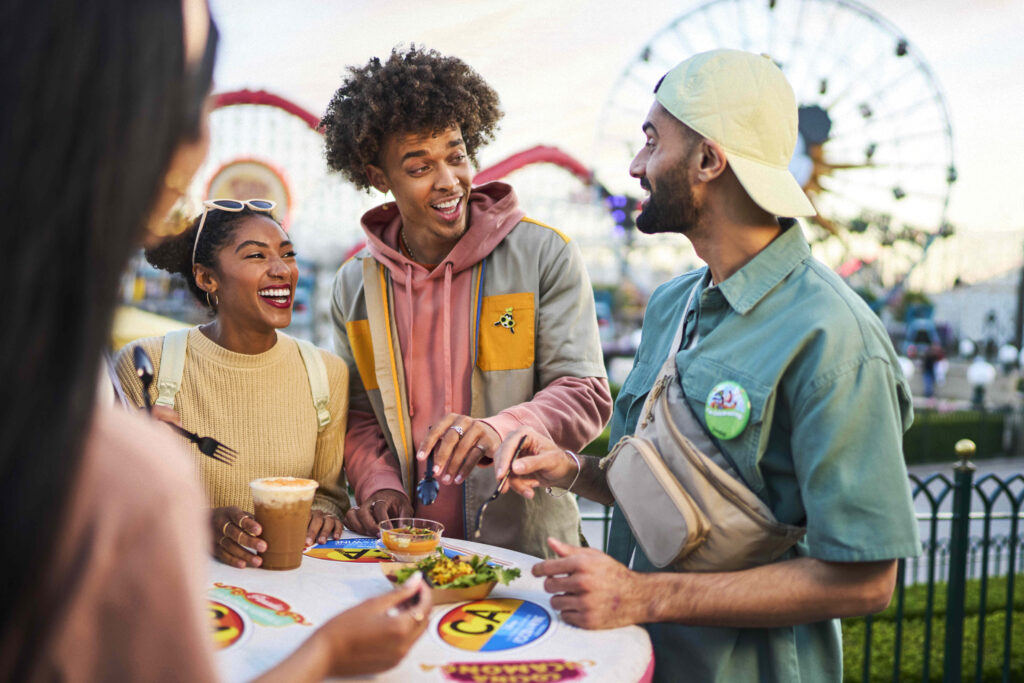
top-left (546, 450), bottom-right (581, 498)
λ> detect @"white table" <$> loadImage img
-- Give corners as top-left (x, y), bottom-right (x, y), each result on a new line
top-left (207, 532), bottom-right (653, 682)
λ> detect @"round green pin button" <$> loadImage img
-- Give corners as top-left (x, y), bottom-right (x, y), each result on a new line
top-left (704, 381), bottom-right (751, 440)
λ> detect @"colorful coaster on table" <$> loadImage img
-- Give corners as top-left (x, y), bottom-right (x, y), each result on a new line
top-left (208, 583), bottom-right (312, 628)
top-left (207, 599), bottom-right (251, 651)
top-left (304, 538), bottom-right (393, 563)
top-left (437, 598), bottom-right (551, 652)
top-left (305, 538), bottom-right (486, 564)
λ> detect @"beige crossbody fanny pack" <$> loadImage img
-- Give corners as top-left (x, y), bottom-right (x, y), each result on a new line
top-left (604, 286), bottom-right (804, 571)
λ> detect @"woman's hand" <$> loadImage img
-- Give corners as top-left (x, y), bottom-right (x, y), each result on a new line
top-left (306, 509), bottom-right (344, 546)
top-left (211, 506), bottom-right (265, 568)
top-left (256, 572), bottom-right (432, 682)
top-left (343, 489), bottom-right (413, 536)
top-left (315, 571), bottom-right (433, 677)
top-left (416, 413), bottom-right (501, 486)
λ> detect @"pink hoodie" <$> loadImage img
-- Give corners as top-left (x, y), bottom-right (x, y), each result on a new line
top-left (344, 182), bottom-right (611, 538)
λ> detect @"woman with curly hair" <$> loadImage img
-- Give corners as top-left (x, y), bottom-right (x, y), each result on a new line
top-left (323, 46), bottom-right (612, 558)
top-left (115, 203), bottom-right (351, 568)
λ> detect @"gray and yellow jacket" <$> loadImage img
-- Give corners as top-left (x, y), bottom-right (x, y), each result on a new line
top-left (331, 182), bottom-right (610, 558)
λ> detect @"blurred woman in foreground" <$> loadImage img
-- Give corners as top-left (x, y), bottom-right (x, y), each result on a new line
top-left (0, 1), bottom-right (428, 680)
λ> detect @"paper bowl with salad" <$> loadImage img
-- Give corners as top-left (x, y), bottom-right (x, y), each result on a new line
top-left (381, 550), bottom-right (521, 604)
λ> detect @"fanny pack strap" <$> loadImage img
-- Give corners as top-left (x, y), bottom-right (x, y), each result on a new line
top-left (637, 278), bottom-right (751, 491)
top-left (635, 280), bottom-right (700, 425)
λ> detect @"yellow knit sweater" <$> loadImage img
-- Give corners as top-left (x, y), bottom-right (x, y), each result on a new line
top-left (115, 328), bottom-right (349, 517)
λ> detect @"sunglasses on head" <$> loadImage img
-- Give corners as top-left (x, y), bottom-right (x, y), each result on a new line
top-left (191, 198), bottom-right (277, 266)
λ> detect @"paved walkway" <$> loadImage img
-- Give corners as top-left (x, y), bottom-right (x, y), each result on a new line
top-left (907, 359), bottom-right (1021, 409)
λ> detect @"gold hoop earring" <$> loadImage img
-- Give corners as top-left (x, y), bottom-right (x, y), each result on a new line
top-left (206, 291), bottom-right (219, 309)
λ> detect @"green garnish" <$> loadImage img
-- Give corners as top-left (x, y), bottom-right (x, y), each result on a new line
top-left (393, 550), bottom-right (521, 588)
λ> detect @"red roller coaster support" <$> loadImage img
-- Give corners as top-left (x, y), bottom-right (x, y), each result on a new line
top-left (213, 89), bottom-right (322, 131)
top-left (475, 145), bottom-right (593, 186)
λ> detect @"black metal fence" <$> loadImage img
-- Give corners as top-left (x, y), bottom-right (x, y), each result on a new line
top-left (859, 445), bottom-right (1024, 683)
top-left (576, 442), bottom-right (1024, 682)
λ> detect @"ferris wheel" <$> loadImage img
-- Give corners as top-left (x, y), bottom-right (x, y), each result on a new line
top-left (594, 0), bottom-right (956, 286)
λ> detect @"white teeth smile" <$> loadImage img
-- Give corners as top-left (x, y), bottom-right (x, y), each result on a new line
top-left (432, 198), bottom-right (460, 211)
top-left (258, 287), bottom-right (290, 298)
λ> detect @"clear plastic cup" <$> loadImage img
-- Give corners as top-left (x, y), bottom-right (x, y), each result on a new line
top-left (249, 477), bottom-right (318, 570)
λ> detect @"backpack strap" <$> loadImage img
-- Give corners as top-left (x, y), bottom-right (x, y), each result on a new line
top-left (296, 338), bottom-right (331, 432)
top-left (155, 328), bottom-right (189, 409)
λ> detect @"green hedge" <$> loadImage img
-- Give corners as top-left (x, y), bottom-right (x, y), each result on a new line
top-left (903, 410), bottom-right (1006, 464)
top-left (842, 575), bottom-right (1024, 682)
top-left (581, 426), bottom-right (611, 458)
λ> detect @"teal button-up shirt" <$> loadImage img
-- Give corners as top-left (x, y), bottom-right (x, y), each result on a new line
top-left (608, 224), bottom-right (921, 683)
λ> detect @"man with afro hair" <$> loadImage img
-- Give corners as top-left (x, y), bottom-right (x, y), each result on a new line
top-left (323, 46), bottom-right (611, 558)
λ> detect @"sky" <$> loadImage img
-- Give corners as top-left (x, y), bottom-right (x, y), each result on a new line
top-left (206, 0), bottom-right (1024, 285)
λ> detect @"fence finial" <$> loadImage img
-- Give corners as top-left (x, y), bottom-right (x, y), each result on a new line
top-left (954, 438), bottom-right (976, 461)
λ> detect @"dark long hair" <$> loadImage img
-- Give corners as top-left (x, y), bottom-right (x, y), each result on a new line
top-left (0, 0), bottom-right (217, 670)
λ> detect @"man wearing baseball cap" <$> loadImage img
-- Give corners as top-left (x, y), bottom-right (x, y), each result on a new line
top-left (493, 49), bottom-right (920, 681)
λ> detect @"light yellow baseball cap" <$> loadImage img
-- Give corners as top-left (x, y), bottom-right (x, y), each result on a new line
top-left (654, 49), bottom-right (816, 218)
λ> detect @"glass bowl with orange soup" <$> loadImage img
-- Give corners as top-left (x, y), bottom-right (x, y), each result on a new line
top-left (379, 518), bottom-right (444, 562)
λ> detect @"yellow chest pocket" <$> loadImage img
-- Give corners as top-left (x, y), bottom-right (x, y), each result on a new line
top-left (477, 292), bottom-right (535, 371)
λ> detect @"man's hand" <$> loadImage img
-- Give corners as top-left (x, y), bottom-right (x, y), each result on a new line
top-left (344, 489), bottom-right (412, 536)
top-left (493, 426), bottom-right (579, 498)
top-left (532, 537), bottom-right (651, 630)
top-left (307, 509), bottom-right (344, 546)
top-left (416, 413), bottom-right (501, 486)
top-left (211, 506), bottom-right (266, 568)
top-left (537, 540), bottom-right (901, 631)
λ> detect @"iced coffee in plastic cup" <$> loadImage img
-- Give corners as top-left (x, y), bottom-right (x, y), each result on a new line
top-left (249, 477), bottom-right (318, 570)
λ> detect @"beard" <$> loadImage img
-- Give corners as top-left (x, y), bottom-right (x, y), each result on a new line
top-left (635, 164), bottom-right (701, 235)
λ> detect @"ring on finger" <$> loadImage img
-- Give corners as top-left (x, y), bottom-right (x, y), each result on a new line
top-left (221, 520), bottom-right (232, 537)
top-left (448, 424), bottom-right (465, 438)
